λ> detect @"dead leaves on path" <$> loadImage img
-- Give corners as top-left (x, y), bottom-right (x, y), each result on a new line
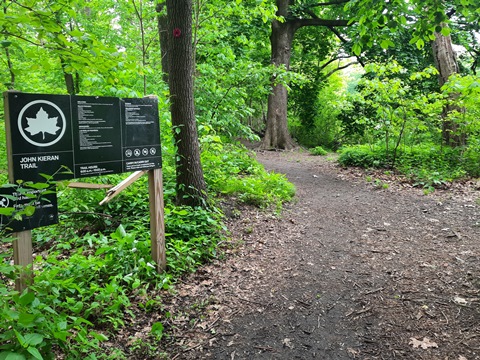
top-left (409, 337), bottom-right (438, 349)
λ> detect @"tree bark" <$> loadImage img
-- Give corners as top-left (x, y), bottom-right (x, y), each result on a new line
top-left (261, 0), bottom-right (349, 150)
top-left (432, 28), bottom-right (466, 147)
top-left (166, 0), bottom-right (208, 207)
top-left (3, 1), bottom-right (14, 89)
top-left (61, 57), bottom-right (77, 95)
top-left (261, 0), bottom-right (297, 150)
top-left (156, 2), bottom-right (169, 84)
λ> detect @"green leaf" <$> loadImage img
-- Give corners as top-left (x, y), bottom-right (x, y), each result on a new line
top-left (151, 322), bottom-right (164, 337)
top-left (352, 43), bottom-right (362, 56)
top-left (440, 27), bottom-right (451, 36)
top-left (26, 347), bottom-right (43, 360)
top-left (25, 183), bottom-right (49, 190)
top-left (23, 206), bottom-right (36, 217)
top-left (24, 333), bottom-right (43, 346)
top-left (0, 352), bottom-right (27, 360)
top-left (415, 38), bottom-right (425, 49)
top-left (18, 313), bottom-right (37, 326)
top-left (116, 224), bottom-right (126, 238)
top-left (14, 330), bottom-right (26, 347)
top-left (71, 301), bottom-right (83, 314)
top-left (3, 308), bottom-right (19, 320)
top-left (69, 29), bottom-right (83, 37)
top-left (53, 331), bottom-right (68, 342)
top-left (132, 278), bottom-right (141, 289)
top-left (18, 292), bottom-right (35, 306)
top-left (89, 332), bottom-right (108, 342)
top-left (0, 208), bottom-right (15, 216)
top-left (0, 40), bottom-right (12, 48)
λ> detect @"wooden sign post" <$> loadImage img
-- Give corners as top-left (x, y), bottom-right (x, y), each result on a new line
top-left (99, 169), bottom-right (166, 272)
top-left (12, 231), bottom-right (33, 292)
top-left (148, 168), bottom-right (166, 272)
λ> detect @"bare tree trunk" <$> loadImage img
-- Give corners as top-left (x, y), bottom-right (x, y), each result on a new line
top-left (156, 2), bottom-right (169, 84)
top-left (261, 0), bottom-right (297, 150)
top-left (260, 0), bottom-right (348, 150)
top-left (166, 0), bottom-right (208, 207)
top-left (4, 47), bottom-right (14, 89)
top-left (61, 57), bottom-right (77, 95)
top-left (132, 0), bottom-right (147, 95)
top-left (432, 28), bottom-right (466, 147)
top-left (3, 0), bottom-right (14, 89)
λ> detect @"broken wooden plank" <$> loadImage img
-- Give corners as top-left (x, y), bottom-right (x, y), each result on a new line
top-left (99, 170), bottom-right (147, 205)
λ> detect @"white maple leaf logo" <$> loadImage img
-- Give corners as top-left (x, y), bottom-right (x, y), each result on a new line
top-left (25, 107), bottom-right (60, 140)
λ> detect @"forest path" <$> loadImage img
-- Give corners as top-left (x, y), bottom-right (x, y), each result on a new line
top-left (165, 150), bottom-right (480, 360)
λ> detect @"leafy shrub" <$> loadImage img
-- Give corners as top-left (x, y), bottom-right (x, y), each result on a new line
top-left (221, 170), bottom-right (295, 210)
top-left (0, 264), bottom-right (107, 359)
top-left (463, 139), bottom-right (480, 177)
top-left (164, 205), bottom-right (225, 275)
top-left (309, 146), bottom-right (328, 156)
top-left (202, 142), bottom-right (295, 208)
top-left (338, 145), bottom-right (389, 168)
top-left (339, 143), bottom-right (470, 189)
top-left (396, 144), bottom-right (466, 186)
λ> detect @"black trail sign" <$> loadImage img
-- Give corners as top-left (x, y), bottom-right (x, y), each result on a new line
top-left (4, 92), bottom-right (162, 182)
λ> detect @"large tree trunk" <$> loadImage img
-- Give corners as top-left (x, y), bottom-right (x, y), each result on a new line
top-left (260, 0), bottom-right (348, 150)
top-left (261, 0), bottom-right (297, 150)
top-left (432, 28), bottom-right (466, 147)
top-left (166, 0), bottom-right (208, 207)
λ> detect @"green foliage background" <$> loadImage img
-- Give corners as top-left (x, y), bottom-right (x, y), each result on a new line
top-left (0, 0), bottom-right (479, 358)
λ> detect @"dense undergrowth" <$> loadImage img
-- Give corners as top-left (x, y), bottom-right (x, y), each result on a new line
top-left (338, 142), bottom-right (480, 191)
top-left (0, 136), bottom-right (295, 359)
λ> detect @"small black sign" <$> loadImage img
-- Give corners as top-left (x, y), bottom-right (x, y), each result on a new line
top-left (122, 98), bottom-right (162, 172)
top-left (4, 92), bottom-right (162, 182)
top-left (0, 186), bottom-right (58, 233)
top-left (72, 96), bottom-right (123, 177)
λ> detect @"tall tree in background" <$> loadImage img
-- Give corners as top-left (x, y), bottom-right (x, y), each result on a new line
top-left (262, 0), bottom-right (479, 150)
top-left (432, 25), bottom-right (464, 147)
top-left (156, 2), bottom-right (169, 84)
top-left (262, 0), bottom-right (348, 150)
top-left (165, 0), bottom-right (208, 207)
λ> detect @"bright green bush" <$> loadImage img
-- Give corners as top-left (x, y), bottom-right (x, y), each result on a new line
top-left (338, 143), bottom-right (472, 189)
top-left (338, 145), bottom-right (389, 168)
top-left (0, 263), bottom-right (109, 359)
top-left (222, 170), bottom-right (295, 209)
top-left (309, 146), bottom-right (328, 156)
top-left (202, 141), bottom-right (295, 208)
top-left (463, 139), bottom-right (480, 178)
top-left (396, 144), bottom-right (466, 182)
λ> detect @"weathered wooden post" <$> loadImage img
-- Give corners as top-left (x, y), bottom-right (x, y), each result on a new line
top-left (148, 168), bottom-right (166, 272)
top-left (12, 230), bottom-right (33, 292)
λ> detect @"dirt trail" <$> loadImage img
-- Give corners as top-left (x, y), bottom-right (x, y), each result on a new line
top-left (164, 150), bottom-right (480, 360)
